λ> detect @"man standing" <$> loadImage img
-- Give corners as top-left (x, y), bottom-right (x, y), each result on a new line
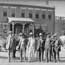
top-left (26, 32), bottom-right (35, 62)
top-left (45, 33), bottom-right (51, 62)
top-left (17, 33), bottom-right (25, 62)
top-left (6, 31), bottom-right (12, 50)
top-left (6, 31), bottom-right (14, 62)
top-left (12, 34), bottom-right (17, 58)
top-left (37, 33), bottom-right (44, 62)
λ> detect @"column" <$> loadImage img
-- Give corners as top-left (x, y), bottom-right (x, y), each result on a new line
top-left (12, 22), bottom-right (14, 34)
top-left (53, 7), bottom-right (55, 34)
top-left (32, 23), bottom-right (34, 35)
top-left (8, 23), bottom-right (10, 32)
top-left (46, 9), bottom-right (48, 33)
top-left (22, 24), bottom-right (25, 33)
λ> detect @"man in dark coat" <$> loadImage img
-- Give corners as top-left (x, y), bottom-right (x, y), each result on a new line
top-left (12, 34), bottom-right (17, 58)
top-left (37, 33), bottom-right (44, 62)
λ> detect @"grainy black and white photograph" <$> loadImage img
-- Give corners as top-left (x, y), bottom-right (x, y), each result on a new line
top-left (0, 0), bottom-right (65, 65)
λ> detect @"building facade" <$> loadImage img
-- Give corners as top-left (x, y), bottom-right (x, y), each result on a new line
top-left (55, 16), bottom-right (65, 35)
top-left (0, 1), bottom-right (55, 37)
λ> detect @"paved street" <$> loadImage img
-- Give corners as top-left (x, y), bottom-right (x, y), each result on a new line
top-left (0, 47), bottom-right (65, 65)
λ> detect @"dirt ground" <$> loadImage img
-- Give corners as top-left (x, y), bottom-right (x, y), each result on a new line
top-left (0, 47), bottom-right (65, 65)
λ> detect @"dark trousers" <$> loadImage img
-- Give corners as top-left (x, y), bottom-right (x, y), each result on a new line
top-left (39, 48), bottom-right (44, 62)
top-left (45, 48), bottom-right (50, 62)
top-left (20, 49), bottom-right (23, 61)
top-left (13, 49), bottom-right (16, 58)
top-left (53, 49), bottom-right (60, 62)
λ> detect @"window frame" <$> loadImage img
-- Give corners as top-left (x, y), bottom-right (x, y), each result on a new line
top-left (42, 14), bottom-right (45, 19)
top-left (29, 13), bottom-right (32, 18)
top-left (35, 13), bottom-right (39, 19)
top-left (3, 11), bottom-right (7, 17)
top-left (11, 13), bottom-right (15, 17)
top-left (21, 13), bottom-right (25, 18)
top-left (48, 14), bottom-right (52, 20)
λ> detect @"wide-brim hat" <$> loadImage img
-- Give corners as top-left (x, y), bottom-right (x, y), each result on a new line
top-left (29, 32), bottom-right (33, 36)
top-left (46, 32), bottom-right (50, 35)
top-left (19, 33), bottom-right (23, 36)
top-left (8, 31), bottom-right (12, 34)
top-left (53, 33), bottom-right (57, 37)
top-left (39, 33), bottom-right (42, 36)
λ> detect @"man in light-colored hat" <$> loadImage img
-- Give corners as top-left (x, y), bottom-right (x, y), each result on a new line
top-left (37, 33), bottom-right (44, 61)
top-left (17, 32), bottom-right (25, 61)
top-left (6, 31), bottom-right (15, 61)
top-left (45, 32), bottom-right (52, 62)
top-left (6, 31), bottom-right (12, 49)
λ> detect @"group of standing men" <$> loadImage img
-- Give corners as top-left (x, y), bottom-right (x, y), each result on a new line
top-left (6, 31), bottom-right (61, 62)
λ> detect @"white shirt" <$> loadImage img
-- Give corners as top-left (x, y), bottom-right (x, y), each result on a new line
top-left (59, 35), bottom-right (65, 45)
top-left (19, 37), bottom-right (25, 49)
top-left (45, 37), bottom-right (50, 49)
top-left (6, 35), bottom-right (11, 49)
top-left (28, 37), bottom-right (35, 48)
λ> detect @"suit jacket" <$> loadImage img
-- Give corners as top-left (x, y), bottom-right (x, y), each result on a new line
top-left (37, 37), bottom-right (44, 51)
top-left (45, 37), bottom-right (51, 50)
top-left (9, 36), bottom-right (17, 50)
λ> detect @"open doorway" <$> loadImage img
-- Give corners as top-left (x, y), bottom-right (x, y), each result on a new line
top-left (14, 23), bottom-right (23, 34)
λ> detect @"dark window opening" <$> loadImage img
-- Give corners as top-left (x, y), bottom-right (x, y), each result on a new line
top-left (10, 24), bottom-right (12, 31)
top-left (42, 14), bottom-right (45, 19)
top-left (21, 13), bottom-right (25, 17)
top-left (3, 11), bottom-right (7, 17)
top-left (48, 15), bottom-right (51, 20)
top-left (11, 13), bottom-right (15, 17)
top-left (29, 13), bottom-right (32, 18)
top-left (35, 14), bottom-right (39, 19)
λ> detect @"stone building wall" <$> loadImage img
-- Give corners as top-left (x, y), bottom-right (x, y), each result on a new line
top-left (0, 1), bottom-right (55, 37)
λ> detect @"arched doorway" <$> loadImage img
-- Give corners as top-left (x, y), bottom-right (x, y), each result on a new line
top-left (9, 23), bottom-right (34, 35)
top-left (24, 23), bottom-right (34, 36)
top-left (8, 17), bottom-right (34, 35)
top-left (14, 23), bottom-right (23, 34)
top-left (24, 23), bottom-right (29, 35)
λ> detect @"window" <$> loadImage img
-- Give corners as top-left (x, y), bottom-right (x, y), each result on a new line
top-left (11, 13), bottom-right (15, 17)
top-left (3, 11), bottom-right (7, 17)
top-left (3, 24), bottom-right (7, 33)
top-left (29, 13), bottom-right (32, 18)
top-left (42, 14), bottom-right (45, 19)
top-left (35, 14), bottom-right (39, 19)
top-left (21, 13), bottom-right (25, 17)
top-left (48, 15), bottom-right (51, 20)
